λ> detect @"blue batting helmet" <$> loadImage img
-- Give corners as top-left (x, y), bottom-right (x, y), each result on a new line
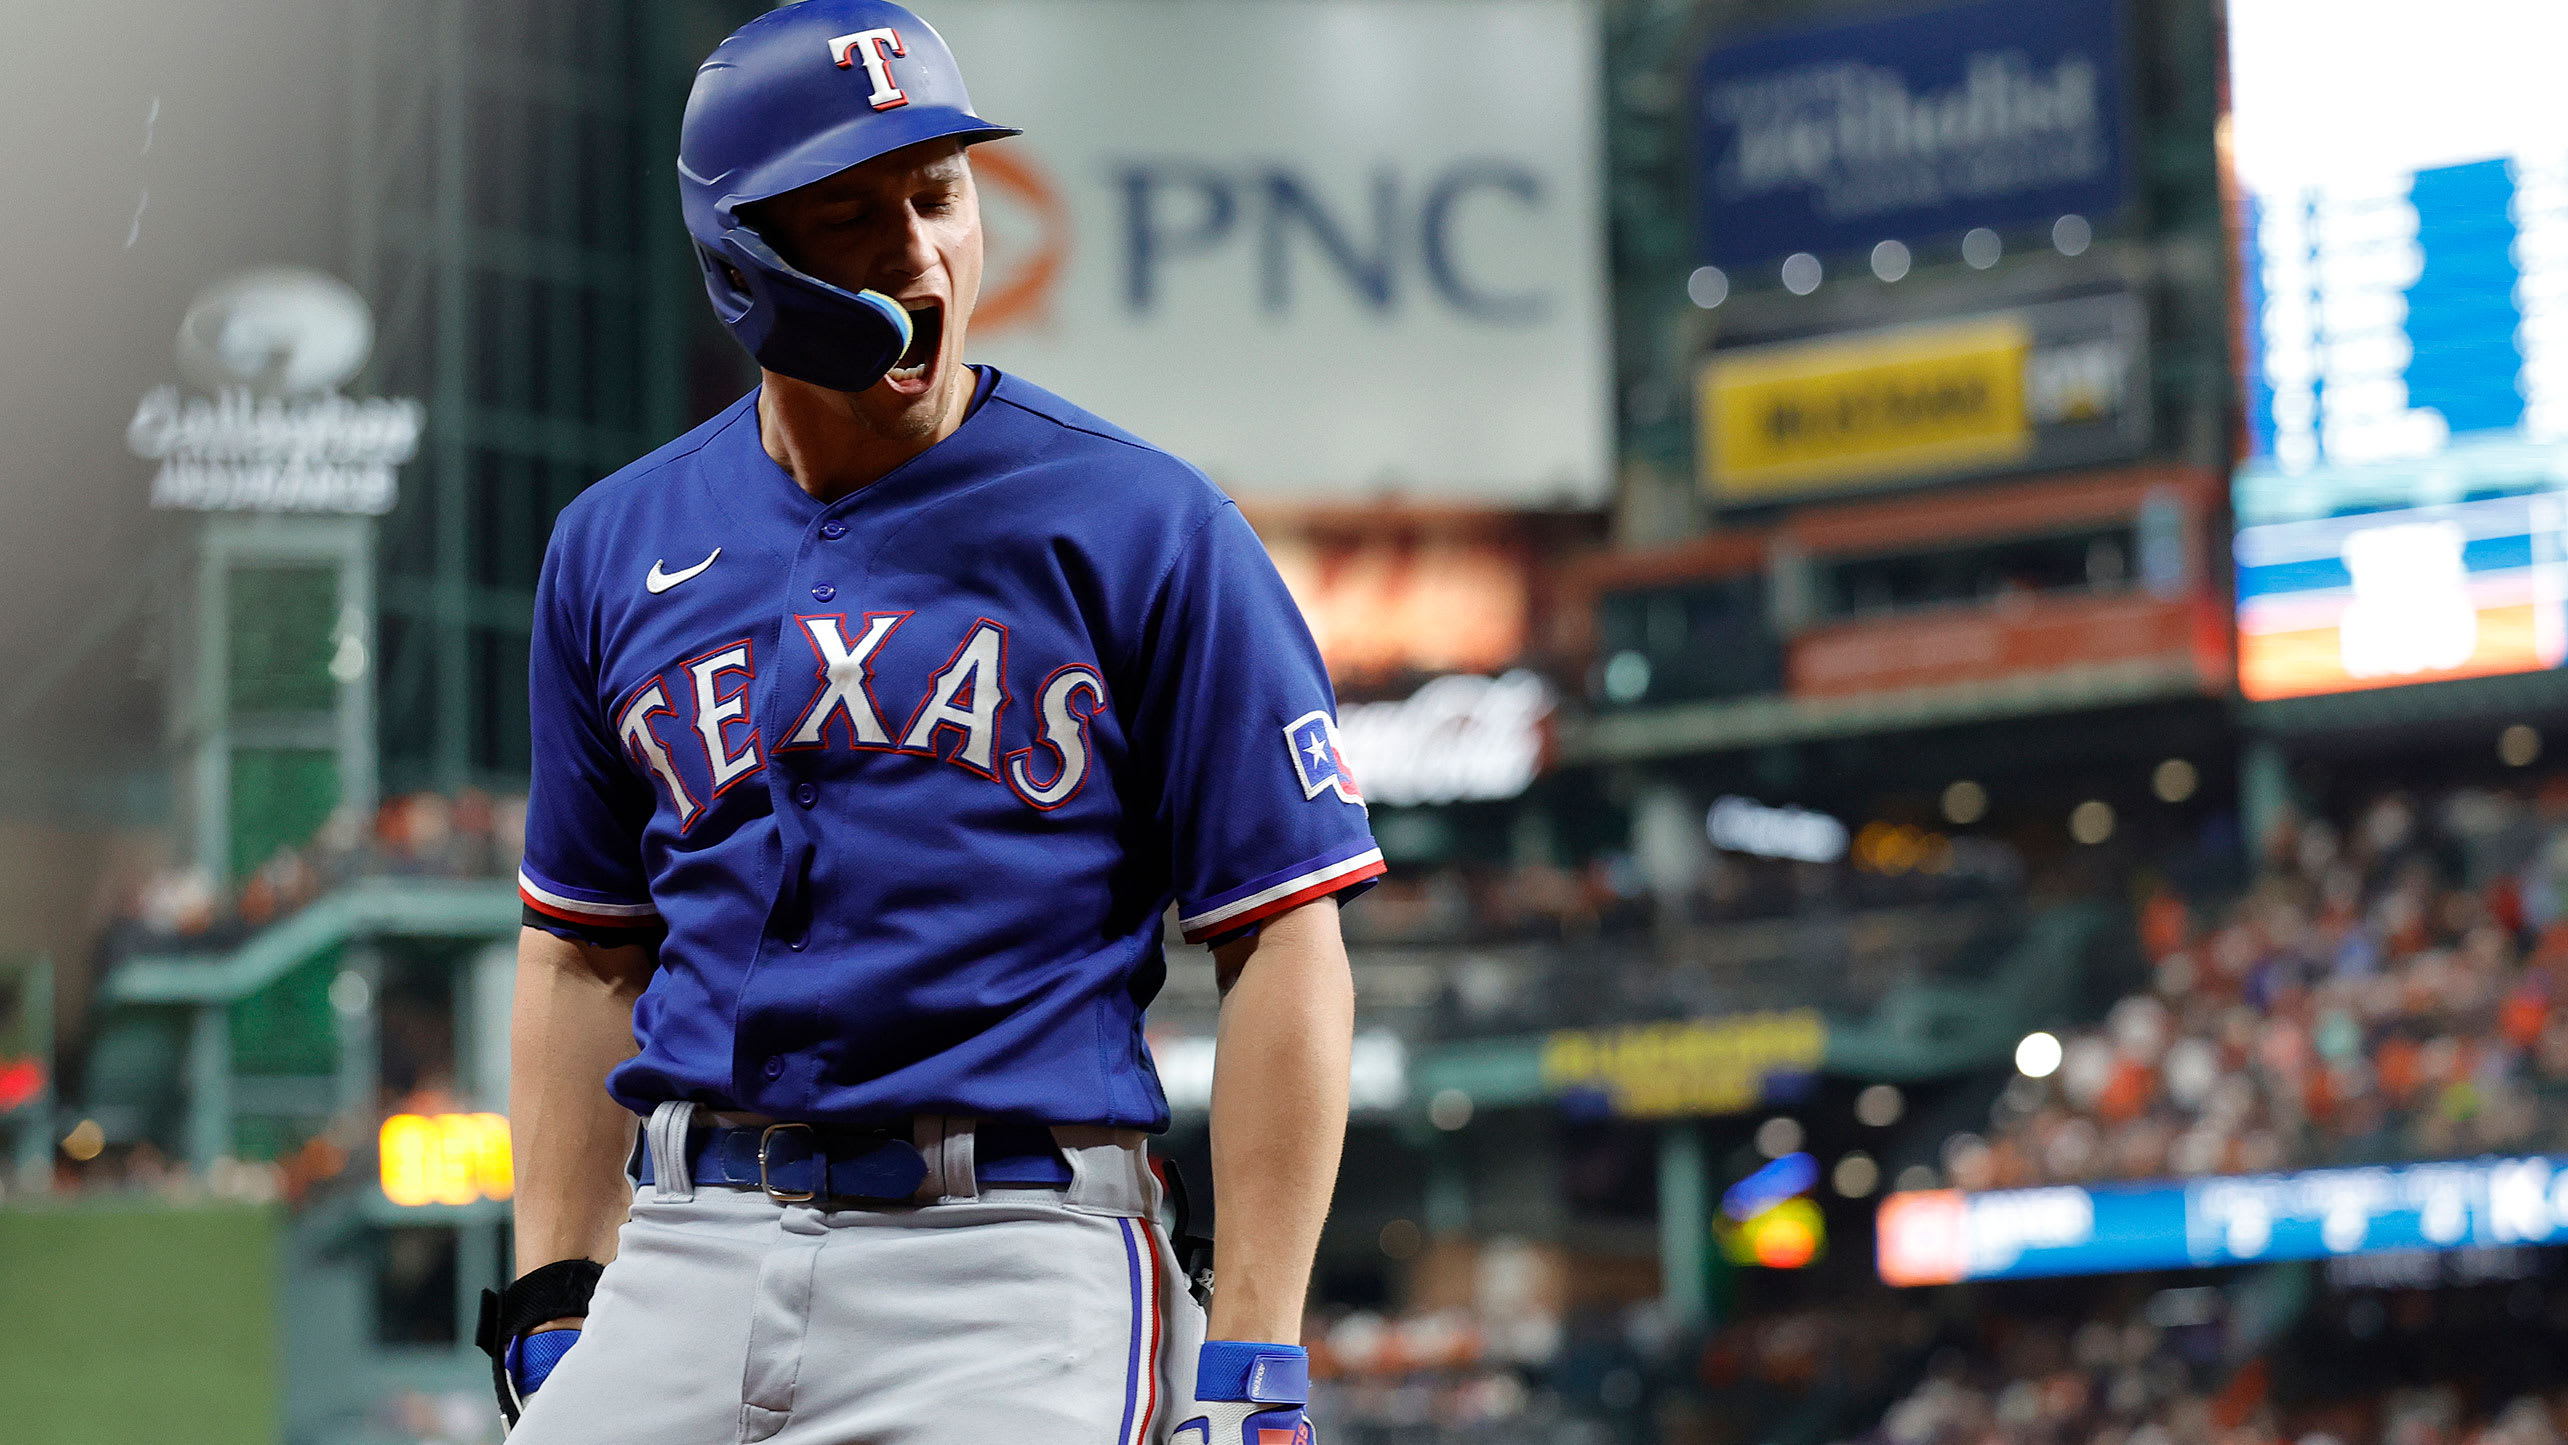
top-left (678, 0), bottom-right (1019, 391)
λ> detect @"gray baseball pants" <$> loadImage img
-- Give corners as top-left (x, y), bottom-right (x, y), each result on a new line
top-left (509, 1104), bottom-right (1205, 1445)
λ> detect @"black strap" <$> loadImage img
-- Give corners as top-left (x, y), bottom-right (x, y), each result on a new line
top-left (1155, 1157), bottom-right (1216, 1307)
top-left (476, 1258), bottom-right (603, 1427)
top-left (521, 902), bottom-right (662, 950)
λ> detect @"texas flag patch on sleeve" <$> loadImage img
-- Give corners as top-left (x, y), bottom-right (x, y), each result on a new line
top-left (1284, 711), bottom-right (1363, 806)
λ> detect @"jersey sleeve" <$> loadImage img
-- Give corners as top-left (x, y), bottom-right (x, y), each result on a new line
top-left (1132, 503), bottom-right (1384, 945)
top-left (518, 534), bottom-right (661, 930)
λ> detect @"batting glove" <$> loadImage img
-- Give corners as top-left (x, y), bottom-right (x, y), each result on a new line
top-left (1172, 1340), bottom-right (1315, 1445)
top-left (476, 1258), bottom-right (602, 1427)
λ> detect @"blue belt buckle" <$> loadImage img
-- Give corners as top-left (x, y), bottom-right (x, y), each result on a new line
top-left (758, 1122), bottom-right (818, 1203)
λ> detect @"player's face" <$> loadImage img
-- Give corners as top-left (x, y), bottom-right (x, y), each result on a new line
top-left (754, 139), bottom-right (983, 430)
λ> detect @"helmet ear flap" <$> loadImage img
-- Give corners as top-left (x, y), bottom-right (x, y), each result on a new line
top-left (694, 227), bottom-right (913, 392)
top-left (695, 238), bottom-right (760, 328)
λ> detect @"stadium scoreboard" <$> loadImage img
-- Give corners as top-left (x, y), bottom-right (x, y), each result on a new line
top-left (2229, 0), bottom-right (2568, 700)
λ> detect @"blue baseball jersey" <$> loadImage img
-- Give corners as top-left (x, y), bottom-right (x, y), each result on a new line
top-left (519, 369), bottom-right (1382, 1129)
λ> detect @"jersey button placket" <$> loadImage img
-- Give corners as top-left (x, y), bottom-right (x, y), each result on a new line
top-left (819, 520), bottom-right (848, 540)
top-left (810, 583), bottom-right (835, 602)
top-left (794, 782), bottom-right (818, 808)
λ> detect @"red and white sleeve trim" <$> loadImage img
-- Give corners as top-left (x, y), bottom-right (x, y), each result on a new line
top-left (1177, 847), bottom-right (1385, 943)
top-left (518, 868), bottom-right (660, 926)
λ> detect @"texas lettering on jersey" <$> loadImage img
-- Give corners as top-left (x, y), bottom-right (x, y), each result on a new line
top-left (521, 372), bottom-right (1383, 1128)
top-left (615, 610), bottom-right (1110, 827)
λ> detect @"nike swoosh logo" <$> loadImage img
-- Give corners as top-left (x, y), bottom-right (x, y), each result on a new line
top-left (645, 548), bottom-right (721, 594)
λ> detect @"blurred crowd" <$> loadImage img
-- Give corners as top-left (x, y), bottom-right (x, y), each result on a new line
top-left (1303, 1267), bottom-right (1940, 1445)
top-left (1346, 830), bottom-right (2025, 950)
top-left (1842, 1296), bottom-right (2568, 1445)
top-left (1306, 1298), bottom-right (1666, 1445)
top-left (1945, 784), bottom-right (2568, 1191)
top-left (114, 789), bottom-right (527, 950)
top-left (1864, 1375), bottom-right (2568, 1445)
top-left (1350, 833), bottom-right (2030, 1044)
top-left (1842, 1293), bottom-right (2259, 1445)
top-left (1300, 1264), bottom-right (2568, 1445)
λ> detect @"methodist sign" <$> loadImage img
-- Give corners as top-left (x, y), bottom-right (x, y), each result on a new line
top-left (927, 0), bottom-right (1609, 504)
top-left (1692, 0), bottom-right (2129, 270)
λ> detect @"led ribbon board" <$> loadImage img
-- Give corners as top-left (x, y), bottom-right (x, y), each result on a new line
top-left (1878, 1154), bottom-right (2568, 1285)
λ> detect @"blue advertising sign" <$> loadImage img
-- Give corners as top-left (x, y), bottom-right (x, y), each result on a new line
top-left (1693, 0), bottom-right (2130, 270)
top-left (1878, 1154), bottom-right (2568, 1285)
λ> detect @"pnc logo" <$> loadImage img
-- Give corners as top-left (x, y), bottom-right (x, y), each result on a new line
top-left (971, 142), bottom-right (1073, 336)
top-left (967, 144), bottom-right (1554, 330)
top-left (1117, 161), bottom-right (1549, 321)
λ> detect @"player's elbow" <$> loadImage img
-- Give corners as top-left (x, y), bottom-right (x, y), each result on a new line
top-left (1210, 897), bottom-right (1350, 998)
top-left (518, 925), bottom-right (657, 998)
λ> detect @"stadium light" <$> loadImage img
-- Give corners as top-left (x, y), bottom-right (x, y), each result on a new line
top-left (2015, 1031), bottom-right (2064, 1079)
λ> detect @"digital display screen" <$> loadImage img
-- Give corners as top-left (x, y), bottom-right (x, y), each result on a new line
top-left (2228, 1), bottom-right (2568, 700)
top-left (1877, 1154), bottom-right (2568, 1285)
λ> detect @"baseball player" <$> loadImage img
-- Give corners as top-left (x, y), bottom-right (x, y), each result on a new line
top-left (475, 4), bottom-right (1382, 1441)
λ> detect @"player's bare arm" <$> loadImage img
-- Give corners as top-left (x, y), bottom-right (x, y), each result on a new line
top-left (507, 926), bottom-right (651, 1273)
top-left (486, 924), bottom-right (652, 1399)
top-left (1206, 898), bottom-right (1355, 1345)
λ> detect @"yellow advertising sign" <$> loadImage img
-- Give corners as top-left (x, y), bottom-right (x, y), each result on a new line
top-left (1540, 1010), bottom-right (1826, 1118)
top-left (1703, 317), bottom-right (2034, 500)
top-left (380, 1112), bottom-right (514, 1207)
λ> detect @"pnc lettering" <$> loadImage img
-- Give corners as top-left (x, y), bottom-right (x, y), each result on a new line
top-left (1117, 161), bottom-right (1549, 321)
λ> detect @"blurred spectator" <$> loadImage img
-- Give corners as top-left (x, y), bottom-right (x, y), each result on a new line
top-left (1342, 833), bottom-right (2024, 951)
top-left (1957, 783), bottom-right (2568, 1191)
top-left (1842, 1293), bottom-right (2568, 1445)
top-left (1847, 1305), bottom-right (2235, 1445)
top-left (110, 788), bottom-right (530, 952)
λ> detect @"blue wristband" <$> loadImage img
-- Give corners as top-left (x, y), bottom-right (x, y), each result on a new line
top-left (508, 1327), bottom-right (581, 1396)
top-left (1195, 1340), bottom-right (1309, 1405)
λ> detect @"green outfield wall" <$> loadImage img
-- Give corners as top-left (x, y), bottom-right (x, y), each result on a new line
top-left (0, 1202), bottom-right (279, 1443)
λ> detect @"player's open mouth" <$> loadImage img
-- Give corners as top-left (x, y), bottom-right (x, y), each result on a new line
top-left (884, 304), bottom-right (941, 392)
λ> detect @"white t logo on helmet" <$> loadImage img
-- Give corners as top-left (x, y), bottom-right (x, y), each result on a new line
top-left (826, 27), bottom-right (910, 111)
